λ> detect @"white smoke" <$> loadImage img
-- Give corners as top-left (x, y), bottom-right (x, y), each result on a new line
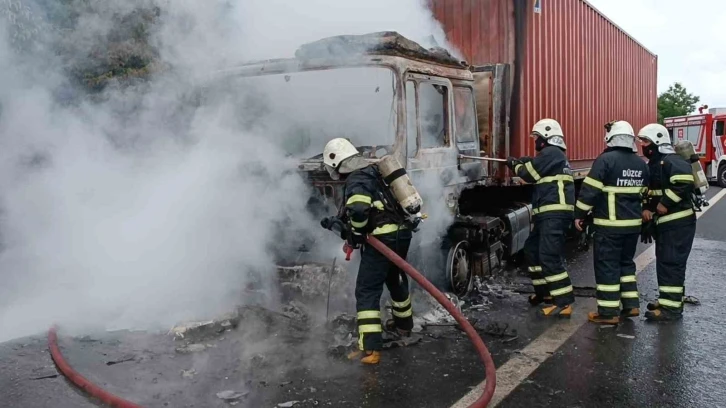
top-left (0, 0), bottom-right (452, 341)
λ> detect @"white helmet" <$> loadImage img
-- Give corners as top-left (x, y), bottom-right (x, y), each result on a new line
top-left (604, 120), bottom-right (637, 152)
top-left (323, 138), bottom-right (360, 179)
top-left (531, 118), bottom-right (566, 150)
top-left (637, 123), bottom-right (675, 154)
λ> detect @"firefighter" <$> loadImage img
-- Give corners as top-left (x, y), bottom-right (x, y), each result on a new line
top-left (321, 138), bottom-right (416, 364)
top-left (638, 123), bottom-right (696, 322)
top-left (574, 121), bottom-right (649, 324)
top-left (506, 118), bottom-right (576, 317)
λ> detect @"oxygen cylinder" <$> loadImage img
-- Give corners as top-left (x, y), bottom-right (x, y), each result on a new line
top-left (674, 140), bottom-right (709, 194)
top-left (377, 155), bottom-right (423, 216)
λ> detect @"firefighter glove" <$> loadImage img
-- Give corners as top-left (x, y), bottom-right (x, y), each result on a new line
top-left (640, 221), bottom-right (655, 244)
top-left (347, 231), bottom-right (366, 248)
top-left (506, 157), bottom-right (520, 170)
top-left (320, 216), bottom-right (349, 240)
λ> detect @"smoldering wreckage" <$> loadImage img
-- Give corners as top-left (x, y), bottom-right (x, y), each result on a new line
top-left (0, 30), bottom-right (545, 407)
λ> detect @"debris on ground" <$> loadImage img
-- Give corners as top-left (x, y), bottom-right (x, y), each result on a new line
top-left (382, 333), bottom-right (423, 349)
top-left (175, 343), bottom-right (207, 353)
top-left (326, 313), bottom-right (357, 358)
top-left (181, 369), bottom-right (196, 379)
top-left (216, 390), bottom-right (248, 402)
top-left (168, 310), bottom-right (240, 339)
top-left (281, 301), bottom-right (311, 324)
top-left (277, 263), bottom-right (350, 300)
top-left (277, 401), bottom-right (300, 407)
top-left (616, 334), bottom-right (635, 339)
top-left (105, 355), bottom-right (136, 366)
top-left (684, 295), bottom-right (701, 305)
top-left (481, 322), bottom-right (518, 338)
top-left (412, 291), bottom-right (462, 328)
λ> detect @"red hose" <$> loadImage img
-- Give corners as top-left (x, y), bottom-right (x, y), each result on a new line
top-left (48, 326), bottom-right (142, 408)
top-left (48, 238), bottom-right (495, 408)
top-left (367, 236), bottom-right (496, 408)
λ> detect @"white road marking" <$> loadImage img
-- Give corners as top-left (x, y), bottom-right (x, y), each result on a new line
top-left (451, 187), bottom-right (726, 408)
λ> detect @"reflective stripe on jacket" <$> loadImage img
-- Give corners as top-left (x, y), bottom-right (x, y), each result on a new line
top-left (344, 165), bottom-right (404, 236)
top-left (514, 145), bottom-right (575, 220)
top-left (574, 147), bottom-right (650, 234)
top-left (645, 153), bottom-right (696, 230)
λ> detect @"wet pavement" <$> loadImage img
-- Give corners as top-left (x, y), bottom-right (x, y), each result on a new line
top-left (1, 187), bottom-right (724, 408)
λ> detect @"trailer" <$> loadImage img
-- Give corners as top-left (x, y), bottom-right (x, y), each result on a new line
top-left (205, 0), bottom-right (657, 297)
top-left (430, 0), bottom-right (658, 179)
top-left (664, 106), bottom-right (726, 187)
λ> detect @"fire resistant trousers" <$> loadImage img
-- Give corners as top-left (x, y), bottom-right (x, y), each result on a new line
top-left (523, 217), bottom-right (575, 306)
top-left (355, 229), bottom-right (414, 351)
top-left (592, 231), bottom-right (640, 316)
top-left (655, 222), bottom-right (697, 314)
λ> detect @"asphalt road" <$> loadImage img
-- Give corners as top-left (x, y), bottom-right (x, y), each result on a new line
top-left (1, 187), bottom-right (724, 408)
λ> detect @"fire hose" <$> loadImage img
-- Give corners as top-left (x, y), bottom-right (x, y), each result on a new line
top-left (47, 236), bottom-right (495, 408)
top-left (48, 326), bottom-right (142, 408)
top-left (367, 235), bottom-right (496, 407)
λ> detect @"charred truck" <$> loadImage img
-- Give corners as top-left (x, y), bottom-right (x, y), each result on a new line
top-left (207, 1), bottom-right (657, 297)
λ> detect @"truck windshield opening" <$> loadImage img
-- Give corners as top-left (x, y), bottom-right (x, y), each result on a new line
top-left (213, 67), bottom-right (398, 159)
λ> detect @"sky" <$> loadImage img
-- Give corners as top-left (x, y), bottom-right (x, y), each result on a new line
top-left (588, 0), bottom-right (726, 109)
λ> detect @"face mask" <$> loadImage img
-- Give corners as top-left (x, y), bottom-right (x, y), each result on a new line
top-left (643, 144), bottom-right (657, 158)
top-left (535, 137), bottom-right (548, 152)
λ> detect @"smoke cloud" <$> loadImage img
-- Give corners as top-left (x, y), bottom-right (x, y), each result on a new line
top-left (0, 0), bottom-right (452, 341)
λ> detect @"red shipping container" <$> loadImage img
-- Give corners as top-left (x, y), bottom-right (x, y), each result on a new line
top-left (430, 0), bottom-right (658, 169)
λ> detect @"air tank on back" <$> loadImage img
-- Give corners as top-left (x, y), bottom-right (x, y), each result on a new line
top-left (674, 140), bottom-right (709, 194)
top-left (377, 155), bottom-right (423, 216)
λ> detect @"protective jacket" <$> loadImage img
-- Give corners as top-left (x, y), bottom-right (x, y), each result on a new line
top-left (575, 147), bottom-right (649, 234)
top-left (644, 152), bottom-right (696, 231)
top-left (514, 145), bottom-right (575, 219)
top-left (343, 165), bottom-right (405, 236)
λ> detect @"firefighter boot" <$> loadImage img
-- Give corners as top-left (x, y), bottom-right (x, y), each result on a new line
top-left (620, 308), bottom-right (640, 318)
top-left (644, 309), bottom-right (682, 322)
top-left (588, 312), bottom-right (620, 325)
top-left (540, 304), bottom-right (572, 318)
top-left (528, 295), bottom-right (554, 306)
top-left (646, 300), bottom-right (660, 311)
top-left (347, 350), bottom-right (381, 365)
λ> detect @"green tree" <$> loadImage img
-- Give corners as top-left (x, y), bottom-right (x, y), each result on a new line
top-left (657, 82), bottom-right (700, 123)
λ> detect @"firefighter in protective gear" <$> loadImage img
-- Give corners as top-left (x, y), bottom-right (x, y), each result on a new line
top-left (506, 118), bottom-right (576, 317)
top-left (322, 138), bottom-right (416, 364)
top-left (638, 123), bottom-right (696, 322)
top-left (575, 120), bottom-right (649, 324)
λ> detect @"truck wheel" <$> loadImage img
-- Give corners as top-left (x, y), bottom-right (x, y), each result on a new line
top-left (719, 164), bottom-right (726, 188)
top-left (447, 241), bottom-right (472, 297)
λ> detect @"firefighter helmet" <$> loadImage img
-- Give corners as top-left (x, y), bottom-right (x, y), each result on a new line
top-left (637, 123), bottom-right (675, 154)
top-left (637, 123), bottom-right (671, 146)
top-left (531, 118), bottom-right (567, 150)
top-left (323, 138), bottom-right (360, 180)
top-left (604, 120), bottom-right (637, 152)
top-left (323, 138), bottom-right (359, 170)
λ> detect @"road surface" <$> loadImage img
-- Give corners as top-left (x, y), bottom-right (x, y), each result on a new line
top-left (1, 187), bottom-right (724, 408)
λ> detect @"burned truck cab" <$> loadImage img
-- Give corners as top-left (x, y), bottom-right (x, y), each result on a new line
top-left (210, 32), bottom-right (532, 296)
top-left (290, 32), bottom-right (485, 210)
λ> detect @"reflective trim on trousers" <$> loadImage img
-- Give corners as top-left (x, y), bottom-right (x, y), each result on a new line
top-left (545, 271), bottom-right (570, 283)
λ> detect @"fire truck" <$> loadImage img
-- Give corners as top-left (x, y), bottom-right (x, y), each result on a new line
top-left (664, 105), bottom-right (726, 187)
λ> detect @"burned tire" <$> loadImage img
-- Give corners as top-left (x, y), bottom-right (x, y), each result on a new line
top-left (447, 240), bottom-right (472, 297)
top-left (719, 164), bottom-right (726, 188)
